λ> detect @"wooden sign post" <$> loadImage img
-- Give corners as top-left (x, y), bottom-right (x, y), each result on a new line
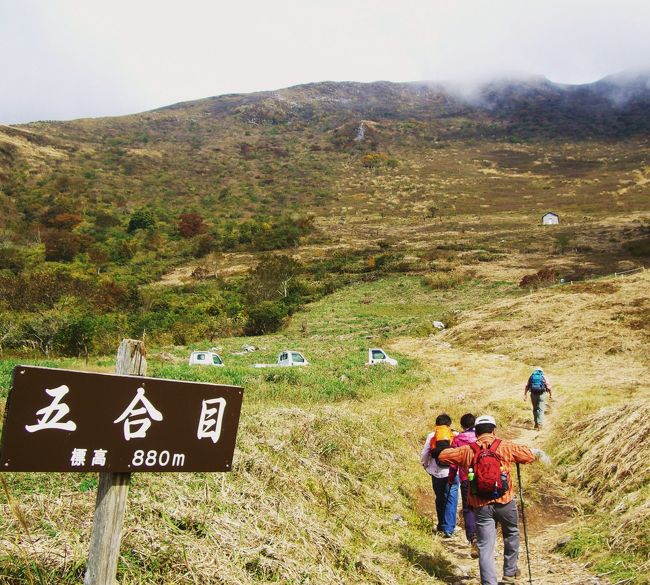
top-left (0, 338), bottom-right (244, 585)
top-left (85, 339), bottom-right (146, 585)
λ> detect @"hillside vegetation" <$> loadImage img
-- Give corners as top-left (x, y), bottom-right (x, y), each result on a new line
top-left (1, 75), bottom-right (650, 583)
top-left (1, 270), bottom-right (648, 583)
top-left (1, 75), bottom-right (650, 356)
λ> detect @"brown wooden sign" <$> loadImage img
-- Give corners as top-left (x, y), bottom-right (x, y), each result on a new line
top-left (0, 366), bottom-right (244, 472)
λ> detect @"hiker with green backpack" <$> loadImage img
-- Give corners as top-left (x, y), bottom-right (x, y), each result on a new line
top-left (524, 367), bottom-right (552, 430)
top-left (436, 415), bottom-right (542, 585)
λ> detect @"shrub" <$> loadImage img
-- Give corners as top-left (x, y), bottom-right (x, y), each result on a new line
top-left (246, 254), bottom-right (302, 304)
top-left (43, 229), bottom-right (86, 261)
top-left (127, 209), bottom-right (156, 233)
top-left (49, 213), bottom-right (83, 230)
top-left (519, 268), bottom-right (556, 289)
top-left (245, 301), bottom-right (288, 335)
top-left (361, 152), bottom-right (389, 168)
top-left (0, 246), bottom-right (25, 272)
top-left (194, 234), bottom-right (216, 257)
top-left (178, 213), bottom-right (206, 238)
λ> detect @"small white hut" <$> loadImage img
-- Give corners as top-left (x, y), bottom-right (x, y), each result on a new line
top-left (541, 212), bottom-right (559, 225)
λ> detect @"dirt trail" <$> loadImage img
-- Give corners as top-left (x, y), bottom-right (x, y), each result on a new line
top-left (391, 337), bottom-right (607, 585)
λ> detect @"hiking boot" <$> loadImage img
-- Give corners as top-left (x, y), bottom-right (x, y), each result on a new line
top-left (470, 538), bottom-right (479, 559)
top-left (501, 569), bottom-right (521, 583)
top-left (442, 532), bottom-right (453, 539)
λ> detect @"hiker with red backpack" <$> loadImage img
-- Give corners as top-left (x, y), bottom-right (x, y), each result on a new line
top-left (436, 415), bottom-right (539, 585)
top-left (420, 414), bottom-right (460, 538)
top-left (524, 367), bottom-right (552, 430)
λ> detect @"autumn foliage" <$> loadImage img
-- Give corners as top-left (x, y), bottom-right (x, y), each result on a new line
top-left (519, 268), bottom-right (556, 289)
top-left (178, 213), bottom-right (207, 238)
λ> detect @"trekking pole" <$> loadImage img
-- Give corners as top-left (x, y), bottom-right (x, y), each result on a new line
top-left (516, 463), bottom-right (533, 585)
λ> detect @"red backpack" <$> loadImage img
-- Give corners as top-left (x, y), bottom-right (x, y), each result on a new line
top-left (469, 439), bottom-right (509, 498)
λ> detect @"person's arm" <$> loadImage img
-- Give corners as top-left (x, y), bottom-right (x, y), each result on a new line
top-left (420, 434), bottom-right (433, 468)
top-left (511, 444), bottom-right (535, 464)
top-left (543, 375), bottom-right (552, 398)
top-left (524, 376), bottom-right (530, 399)
top-left (437, 445), bottom-right (470, 468)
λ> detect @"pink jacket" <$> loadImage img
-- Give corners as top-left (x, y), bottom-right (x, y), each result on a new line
top-left (450, 429), bottom-right (477, 482)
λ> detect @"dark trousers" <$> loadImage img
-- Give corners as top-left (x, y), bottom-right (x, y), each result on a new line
top-left (460, 479), bottom-right (477, 542)
top-left (531, 391), bottom-right (547, 426)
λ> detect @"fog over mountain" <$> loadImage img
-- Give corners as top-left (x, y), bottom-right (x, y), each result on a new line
top-left (3, 0), bottom-right (650, 123)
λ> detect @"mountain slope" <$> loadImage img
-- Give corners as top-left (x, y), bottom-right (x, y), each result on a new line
top-left (0, 74), bottom-right (649, 352)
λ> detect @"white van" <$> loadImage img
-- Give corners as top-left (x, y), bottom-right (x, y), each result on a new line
top-left (253, 350), bottom-right (309, 368)
top-left (189, 351), bottom-right (224, 367)
top-left (277, 350), bottom-right (308, 367)
top-left (367, 348), bottom-right (397, 366)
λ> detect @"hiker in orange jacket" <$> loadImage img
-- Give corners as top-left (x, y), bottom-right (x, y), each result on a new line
top-left (436, 415), bottom-right (537, 585)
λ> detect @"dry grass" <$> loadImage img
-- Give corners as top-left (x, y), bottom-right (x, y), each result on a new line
top-left (554, 399), bottom-right (650, 558)
top-left (442, 271), bottom-right (650, 385)
top-left (392, 269), bottom-right (650, 582)
top-left (0, 399), bottom-right (455, 584)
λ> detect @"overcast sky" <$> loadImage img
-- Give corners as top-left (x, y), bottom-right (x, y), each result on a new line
top-left (1, 0), bottom-right (649, 124)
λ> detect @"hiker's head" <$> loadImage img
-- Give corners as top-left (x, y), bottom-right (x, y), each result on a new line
top-left (533, 366), bottom-right (543, 373)
top-left (435, 413), bottom-right (452, 427)
top-left (460, 413), bottom-right (475, 430)
top-left (474, 414), bottom-right (496, 436)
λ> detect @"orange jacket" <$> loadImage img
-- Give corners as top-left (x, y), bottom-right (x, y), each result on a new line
top-left (437, 432), bottom-right (535, 507)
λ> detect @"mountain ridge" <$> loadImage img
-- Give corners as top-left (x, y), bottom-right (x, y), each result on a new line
top-left (6, 70), bottom-right (650, 131)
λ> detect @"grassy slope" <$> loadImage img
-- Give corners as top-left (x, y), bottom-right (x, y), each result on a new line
top-left (435, 270), bottom-right (650, 580)
top-left (1, 79), bottom-right (650, 582)
top-left (0, 276), bottom-right (508, 584)
top-left (2, 269), bottom-right (648, 583)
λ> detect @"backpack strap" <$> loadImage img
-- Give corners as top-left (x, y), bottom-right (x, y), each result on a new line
top-left (469, 441), bottom-right (482, 468)
top-left (488, 438), bottom-right (502, 453)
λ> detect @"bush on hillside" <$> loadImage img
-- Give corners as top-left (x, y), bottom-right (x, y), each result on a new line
top-left (361, 152), bottom-right (398, 168)
top-left (0, 246), bottom-right (25, 272)
top-left (178, 213), bottom-right (207, 238)
top-left (245, 300), bottom-right (289, 335)
top-left (246, 254), bottom-right (302, 305)
top-left (519, 267), bottom-right (556, 289)
top-left (43, 229), bottom-right (88, 261)
top-left (127, 209), bottom-right (156, 233)
top-left (422, 270), bottom-right (469, 290)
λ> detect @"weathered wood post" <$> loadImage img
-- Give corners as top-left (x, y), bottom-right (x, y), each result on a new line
top-left (84, 339), bottom-right (147, 585)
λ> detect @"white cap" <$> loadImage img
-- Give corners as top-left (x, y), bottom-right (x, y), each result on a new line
top-left (533, 366), bottom-right (543, 372)
top-left (475, 415), bottom-right (496, 426)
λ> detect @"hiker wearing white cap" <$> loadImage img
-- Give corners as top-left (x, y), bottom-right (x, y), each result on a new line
top-left (436, 415), bottom-right (537, 585)
top-left (524, 367), bottom-right (553, 429)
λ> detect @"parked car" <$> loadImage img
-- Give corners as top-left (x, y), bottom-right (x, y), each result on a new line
top-left (189, 351), bottom-right (224, 366)
top-left (367, 348), bottom-right (397, 366)
top-left (253, 350), bottom-right (309, 368)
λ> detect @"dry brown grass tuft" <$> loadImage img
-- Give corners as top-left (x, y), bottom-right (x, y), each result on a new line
top-left (554, 398), bottom-right (650, 558)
